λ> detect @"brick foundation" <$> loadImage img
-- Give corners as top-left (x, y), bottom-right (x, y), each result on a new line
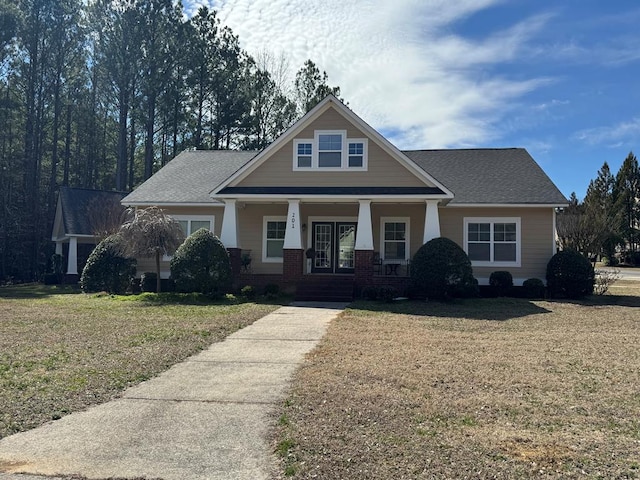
top-left (354, 250), bottom-right (374, 286)
top-left (283, 249), bottom-right (304, 282)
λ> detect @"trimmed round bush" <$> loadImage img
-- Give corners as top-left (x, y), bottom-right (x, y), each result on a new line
top-left (361, 285), bottom-right (378, 301)
top-left (410, 237), bottom-right (478, 300)
top-left (522, 278), bottom-right (545, 299)
top-left (546, 249), bottom-right (595, 299)
top-left (170, 229), bottom-right (232, 295)
top-left (80, 234), bottom-right (136, 294)
top-left (489, 271), bottom-right (513, 297)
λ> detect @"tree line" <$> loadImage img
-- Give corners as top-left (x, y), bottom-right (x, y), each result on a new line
top-left (0, 0), bottom-right (340, 282)
top-left (557, 152), bottom-right (640, 265)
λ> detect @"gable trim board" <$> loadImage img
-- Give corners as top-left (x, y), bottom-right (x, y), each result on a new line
top-left (211, 95), bottom-right (455, 199)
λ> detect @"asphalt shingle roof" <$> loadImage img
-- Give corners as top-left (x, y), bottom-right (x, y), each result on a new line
top-left (403, 148), bottom-right (567, 205)
top-left (59, 187), bottom-right (126, 235)
top-left (121, 148), bottom-right (567, 206)
top-left (121, 150), bottom-right (257, 205)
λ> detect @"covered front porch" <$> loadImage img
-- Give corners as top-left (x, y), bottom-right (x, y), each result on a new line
top-left (218, 196), bottom-right (444, 297)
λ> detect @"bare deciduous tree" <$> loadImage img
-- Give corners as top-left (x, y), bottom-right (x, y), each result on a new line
top-left (118, 206), bottom-right (185, 292)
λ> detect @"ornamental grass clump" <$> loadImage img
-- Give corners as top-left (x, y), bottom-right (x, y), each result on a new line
top-left (170, 228), bottom-right (231, 295)
top-left (410, 237), bottom-right (478, 300)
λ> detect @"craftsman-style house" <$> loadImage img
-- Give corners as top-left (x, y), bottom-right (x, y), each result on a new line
top-left (121, 95), bottom-right (567, 300)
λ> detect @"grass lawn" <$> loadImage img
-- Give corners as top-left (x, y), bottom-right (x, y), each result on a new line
top-left (274, 281), bottom-right (640, 479)
top-left (0, 284), bottom-right (279, 439)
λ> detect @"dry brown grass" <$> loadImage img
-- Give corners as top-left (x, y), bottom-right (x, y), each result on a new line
top-left (274, 281), bottom-right (640, 479)
top-left (0, 285), bottom-right (278, 439)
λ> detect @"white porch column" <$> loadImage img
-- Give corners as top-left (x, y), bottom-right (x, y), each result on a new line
top-left (355, 200), bottom-right (374, 250)
top-left (67, 237), bottom-right (78, 275)
top-left (283, 199), bottom-right (302, 249)
top-left (220, 199), bottom-right (238, 248)
top-left (55, 242), bottom-right (63, 256)
top-left (423, 200), bottom-right (441, 243)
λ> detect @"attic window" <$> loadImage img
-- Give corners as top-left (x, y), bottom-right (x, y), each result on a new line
top-left (293, 131), bottom-right (367, 171)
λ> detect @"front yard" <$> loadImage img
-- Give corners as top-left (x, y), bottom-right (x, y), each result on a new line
top-left (274, 281), bottom-right (640, 479)
top-left (0, 285), bottom-right (279, 439)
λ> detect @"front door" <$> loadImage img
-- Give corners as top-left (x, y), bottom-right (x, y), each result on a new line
top-left (312, 222), bottom-right (357, 274)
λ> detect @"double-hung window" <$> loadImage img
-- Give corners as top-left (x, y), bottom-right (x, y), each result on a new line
top-left (464, 217), bottom-right (520, 266)
top-left (263, 216), bottom-right (286, 263)
top-left (293, 131), bottom-right (367, 170)
top-left (380, 217), bottom-right (410, 261)
top-left (318, 133), bottom-right (343, 167)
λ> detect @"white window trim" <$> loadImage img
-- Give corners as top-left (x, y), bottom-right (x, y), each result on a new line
top-left (262, 216), bottom-right (287, 263)
top-left (293, 139), bottom-right (313, 170)
top-left (380, 217), bottom-right (410, 262)
top-left (464, 217), bottom-right (521, 267)
top-left (163, 214), bottom-right (215, 260)
top-left (292, 130), bottom-right (368, 171)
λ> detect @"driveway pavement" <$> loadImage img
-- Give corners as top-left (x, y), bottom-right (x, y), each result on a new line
top-left (598, 266), bottom-right (640, 281)
top-left (0, 302), bottom-right (346, 480)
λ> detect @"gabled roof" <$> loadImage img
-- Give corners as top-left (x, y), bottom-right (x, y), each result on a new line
top-left (404, 148), bottom-right (567, 205)
top-left (54, 187), bottom-right (126, 238)
top-left (211, 95), bottom-right (454, 198)
top-left (121, 150), bottom-right (257, 205)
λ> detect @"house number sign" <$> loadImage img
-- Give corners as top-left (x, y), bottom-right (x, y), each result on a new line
top-left (290, 211), bottom-right (296, 229)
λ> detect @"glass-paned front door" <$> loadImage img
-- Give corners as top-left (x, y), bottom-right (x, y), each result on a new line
top-left (312, 222), bottom-right (357, 273)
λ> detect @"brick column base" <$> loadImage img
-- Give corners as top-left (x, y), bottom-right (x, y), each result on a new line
top-left (283, 249), bottom-right (303, 282)
top-left (355, 250), bottom-right (374, 287)
top-left (227, 248), bottom-right (242, 277)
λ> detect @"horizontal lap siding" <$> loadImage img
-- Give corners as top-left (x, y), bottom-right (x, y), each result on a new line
top-left (439, 207), bottom-right (555, 283)
top-left (236, 109), bottom-right (429, 188)
top-left (238, 204), bottom-right (287, 274)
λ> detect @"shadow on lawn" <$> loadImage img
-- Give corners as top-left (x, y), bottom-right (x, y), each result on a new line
top-left (547, 294), bottom-right (640, 308)
top-left (349, 297), bottom-right (553, 321)
top-left (0, 283), bottom-right (81, 299)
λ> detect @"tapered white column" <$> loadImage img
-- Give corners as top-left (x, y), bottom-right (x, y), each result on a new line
top-left (283, 199), bottom-right (302, 249)
top-left (355, 200), bottom-right (374, 250)
top-left (55, 242), bottom-right (63, 256)
top-left (67, 237), bottom-right (78, 275)
top-left (423, 200), bottom-right (441, 243)
top-left (220, 199), bottom-right (238, 248)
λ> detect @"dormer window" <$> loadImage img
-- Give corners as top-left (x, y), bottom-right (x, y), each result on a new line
top-left (293, 130), bottom-right (367, 171)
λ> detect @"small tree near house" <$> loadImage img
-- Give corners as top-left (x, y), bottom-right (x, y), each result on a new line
top-left (118, 206), bottom-right (185, 293)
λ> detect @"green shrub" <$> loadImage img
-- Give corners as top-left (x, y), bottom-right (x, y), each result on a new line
top-left (522, 278), bottom-right (545, 299)
top-left (140, 272), bottom-right (157, 293)
top-left (377, 285), bottom-right (398, 303)
top-left (546, 249), bottom-right (595, 299)
top-left (264, 283), bottom-right (280, 299)
top-left (170, 229), bottom-right (231, 295)
top-left (361, 285), bottom-right (378, 301)
top-left (489, 271), bottom-right (513, 297)
top-left (240, 285), bottom-right (256, 300)
top-left (80, 234), bottom-right (136, 294)
top-left (410, 237), bottom-right (478, 300)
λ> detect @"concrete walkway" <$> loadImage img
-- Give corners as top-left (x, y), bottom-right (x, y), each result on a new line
top-left (0, 303), bottom-right (346, 480)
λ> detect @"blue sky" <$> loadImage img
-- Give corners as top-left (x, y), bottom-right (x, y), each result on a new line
top-left (185, 0), bottom-right (640, 200)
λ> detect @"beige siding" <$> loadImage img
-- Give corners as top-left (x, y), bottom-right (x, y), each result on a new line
top-left (440, 207), bottom-right (555, 283)
top-left (237, 204), bottom-right (287, 274)
top-left (235, 108), bottom-right (429, 188)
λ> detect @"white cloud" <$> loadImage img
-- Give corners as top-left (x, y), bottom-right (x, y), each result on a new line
top-left (186, 0), bottom-right (551, 148)
top-left (574, 119), bottom-right (640, 147)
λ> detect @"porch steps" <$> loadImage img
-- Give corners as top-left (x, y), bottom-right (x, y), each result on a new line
top-left (294, 276), bottom-right (355, 302)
